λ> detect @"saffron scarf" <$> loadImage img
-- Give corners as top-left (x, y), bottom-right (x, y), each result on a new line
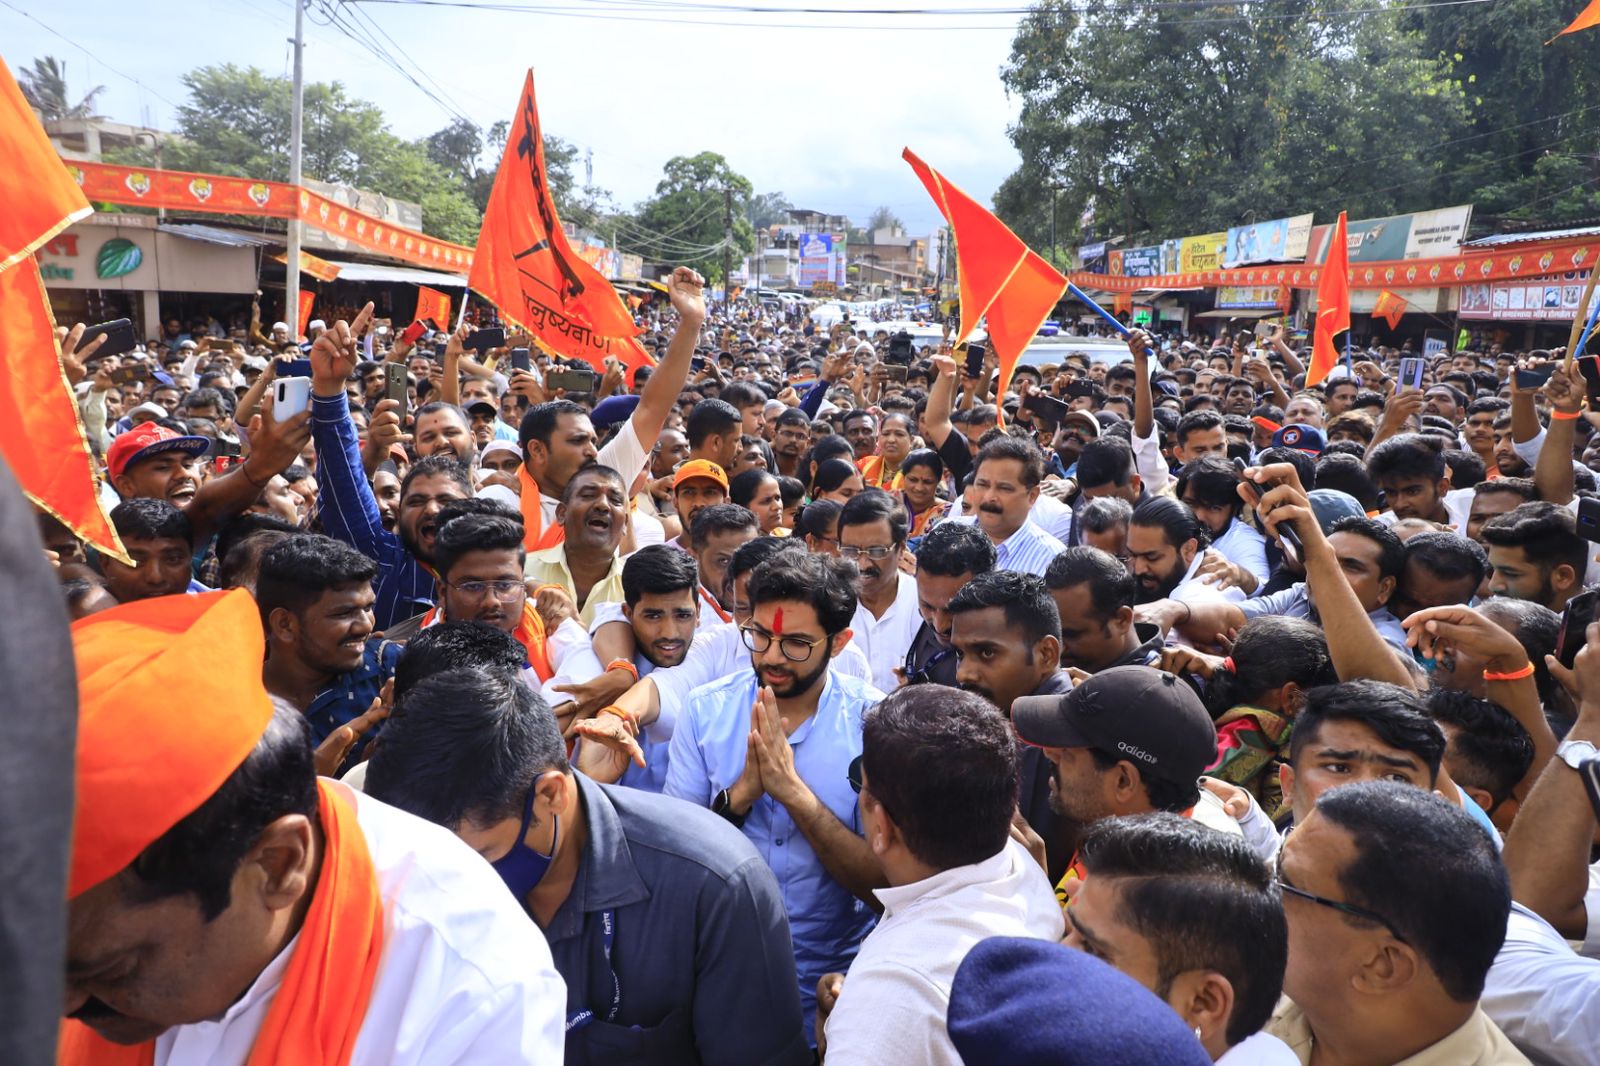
top-left (419, 598), bottom-right (555, 681)
top-left (517, 466), bottom-right (567, 553)
top-left (59, 779), bottom-right (385, 1066)
top-left (856, 454), bottom-right (903, 492)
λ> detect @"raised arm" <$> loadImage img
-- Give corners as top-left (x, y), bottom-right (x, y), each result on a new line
top-left (627, 266), bottom-right (706, 446)
top-left (1533, 355), bottom-right (1580, 506)
top-left (923, 353), bottom-right (958, 450)
top-left (307, 304), bottom-right (392, 558)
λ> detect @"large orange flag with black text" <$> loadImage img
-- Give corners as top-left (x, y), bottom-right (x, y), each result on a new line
top-left (1307, 212), bottom-right (1351, 387)
top-left (903, 149), bottom-right (1066, 404)
top-left (470, 72), bottom-right (649, 377)
top-left (0, 58), bottom-right (126, 562)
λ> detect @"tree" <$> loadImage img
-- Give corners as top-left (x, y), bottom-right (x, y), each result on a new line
top-left (867, 205), bottom-right (903, 234)
top-left (629, 152), bottom-right (756, 280)
top-left (18, 56), bottom-right (104, 120)
top-left (997, 1), bottom-right (1471, 253)
top-left (748, 190), bottom-right (794, 229)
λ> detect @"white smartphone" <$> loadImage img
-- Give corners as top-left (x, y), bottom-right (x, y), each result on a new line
top-left (1398, 356), bottom-right (1425, 391)
top-left (273, 376), bottom-right (311, 421)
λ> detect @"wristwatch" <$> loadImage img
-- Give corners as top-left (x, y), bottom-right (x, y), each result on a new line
top-left (711, 788), bottom-right (748, 828)
top-left (1556, 739), bottom-right (1600, 770)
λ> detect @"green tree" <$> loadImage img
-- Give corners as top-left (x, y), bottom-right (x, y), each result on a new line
top-left (748, 190), bottom-right (794, 228)
top-left (997, 1), bottom-right (1471, 255)
top-left (18, 56), bottom-right (104, 120)
top-left (867, 205), bottom-right (903, 234)
top-left (629, 151), bottom-right (755, 280)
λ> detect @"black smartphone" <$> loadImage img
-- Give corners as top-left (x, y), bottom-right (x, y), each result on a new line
top-left (1556, 586), bottom-right (1598, 668)
top-left (511, 347), bottom-right (532, 374)
top-left (384, 361), bottom-right (408, 419)
top-left (279, 358), bottom-right (314, 378)
top-left (1579, 497), bottom-right (1600, 544)
top-left (1065, 381), bottom-right (1096, 400)
top-left (1578, 357), bottom-right (1600, 407)
top-left (547, 368), bottom-right (596, 394)
top-left (1580, 758), bottom-right (1600, 822)
top-left (1514, 364), bottom-right (1557, 390)
top-left (108, 364), bottom-right (150, 385)
top-left (691, 355), bottom-right (708, 371)
top-left (465, 327), bottom-right (505, 354)
top-left (963, 341), bottom-right (986, 379)
top-left (884, 364), bottom-right (908, 383)
top-left (1234, 456), bottom-right (1303, 565)
top-left (212, 437), bottom-right (242, 459)
top-left (79, 318), bottom-right (137, 359)
top-left (1023, 392), bottom-right (1071, 426)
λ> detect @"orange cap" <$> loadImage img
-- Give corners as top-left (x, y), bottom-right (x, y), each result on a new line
top-left (673, 459), bottom-right (729, 491)
top-left (69, 590), bottom-right (275, 897)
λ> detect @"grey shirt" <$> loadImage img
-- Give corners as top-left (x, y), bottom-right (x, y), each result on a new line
top-left (546, 774), bottom-right (812, 1066)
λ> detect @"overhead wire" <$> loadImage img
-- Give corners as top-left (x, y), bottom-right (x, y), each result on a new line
top-left (0, 0), bottom-right (185, 111)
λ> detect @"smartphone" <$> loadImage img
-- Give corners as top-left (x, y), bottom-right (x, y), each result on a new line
top-left (273, 376), bottom-right (311, 421)
top-left (79, 318), bottom-right (138, 359)
top-left (1398, 356), bottom-right (1425, 391)
top-left (1578, 497), bottom-right (1600, 544)
top-left (964, 342), bottom-right (986, 379)
top-left (1579, 357), bottom-right (1600, 407)
top-left (1253, 319), bottom-right (1275, 339)
top-left (278, 358), bottom-right (313, 378)
top-left (1023, 392), bottom-right (1071, 427)
top-left (547, 368), bottom-right (596, 394)
top-left (884, 364), bottom-right (908, 383)
top-left (511, 347), bottom-right (532, 374)
top-left (211, 437), bottom-right (242, 459)
top-left (464, 327), bottom-right (505, 354)
top-left (399, 319), bottom-right (429, 346)
top-left (384, 361), bottom-right (408, 419)
top-left (1066, 381), bottom-right (1096, 400)
top-left (109, 364), bottom-right (151, 386)
top-left (1514, 364), bottom-right (1557, 390)
top-left (1234, 457), bottom-right (1303, 565)
top-left (1579, 757), bottom-right (1600, 822)
top-left (1556, 587), bottom-right (1598, 668)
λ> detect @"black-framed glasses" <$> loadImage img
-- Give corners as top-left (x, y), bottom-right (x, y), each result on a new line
top-left (447, 578), bottom-right (526, 600)
top-left (739, 622), bottom-right (823, 662)
top-left (839, 543), bottom-right (898, 561)
top-left (1275, 850), bottom-right (1409, 944)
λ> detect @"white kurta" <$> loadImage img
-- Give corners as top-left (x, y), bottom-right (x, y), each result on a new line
top-left (152, 787), bottom-right (566, 1065)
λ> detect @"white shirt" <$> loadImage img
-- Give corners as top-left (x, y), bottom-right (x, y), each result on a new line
top-left (647, 621), bottom-right (873, 742)
top-left (1172, 550), bottom-right (1248, 606)
top-left (1481, 903), bottom-right (1600, 1066)
top-left (1213, 517), bottom-right (1271, 589)
top-left (537, 420), bottom-right (651, 529)
top-left (1219, 1031), bottom-right (1301, 1066)
top-left (1586, 862), bottom-right (1600, 958)
top-left (849, 571), bottom-right (923, 693)
top-left (539, 616), bottom-right (605, 708)
top-left (1029, 492), bottom-right (1076, 543)
top-left (822, 840), bottom-right (1063, 1065)
top-left (153, 786), bottom-right (565, 1066)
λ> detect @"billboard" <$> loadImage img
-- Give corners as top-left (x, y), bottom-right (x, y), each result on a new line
top-left (1308, 205), bottom-right (1472, 265)
top-left (1178, 232), bottom-right (1228, 273)
top-left (1222, 213), bottom-right (1314, 268)
top-left (1459, 270), bottom-right (1591, 322)
top-left (1078, 242), bottom-right (1108, 273)
top-left (798, 233), bottom-right (838, 287)
top-left (1119, 245), bottom-right (1162, 277)
top-left (1160, 239), bottom-right (1183, 275)
top-left (1216, 285), bottom-right (1284, 310)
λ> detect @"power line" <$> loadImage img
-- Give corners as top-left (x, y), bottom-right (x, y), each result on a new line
top-left (0, 0), bottom-right (185, 111)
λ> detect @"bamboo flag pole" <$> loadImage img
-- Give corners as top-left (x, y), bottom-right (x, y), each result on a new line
top-left (1566, 259), bottom-right (1600, 370)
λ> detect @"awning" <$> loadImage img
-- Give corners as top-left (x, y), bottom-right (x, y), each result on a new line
top-left (1194, 308), bottom-right (1279, 319)
top-left (158, 223), bottom-right (278, 248)
top-left (319, 260), bottom-right (468, 287)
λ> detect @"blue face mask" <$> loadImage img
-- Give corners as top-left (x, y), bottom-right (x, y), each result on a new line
top-left (491, 781), bottom-right (559, 903)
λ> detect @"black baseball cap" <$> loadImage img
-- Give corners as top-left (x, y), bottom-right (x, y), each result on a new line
top-left (1012, 666), bottom-right (1216, 786)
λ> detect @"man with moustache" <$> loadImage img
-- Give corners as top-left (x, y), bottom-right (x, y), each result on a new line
top-left (838, 490), bottom-right (922, 694)
top-left (411, 401), bottom-right (478, 467)
top-left (966, 436), bottom-right (1064, 577)
top-left (525, 465), bottom-right (631, 627)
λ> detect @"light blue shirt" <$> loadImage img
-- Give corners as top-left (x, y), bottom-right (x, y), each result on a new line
top-left (617, 654), bottom-right (672, 794)
top-left (663, 667), bottom-right (884, 1039)
top-left (1238, 581), bottom-right (1410, 655)
top-left (992, 517), bottom-right (1067, 577)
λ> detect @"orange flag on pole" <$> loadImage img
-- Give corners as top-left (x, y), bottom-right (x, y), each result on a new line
top-left (297, 290), bottom-right (316, 335)
top-left (902, 148), bottom-right (1067, 404)
top-left (1549, 0), bottom-right (1600, 41)
top-left (1374, 289), bottom-right (1408, 331)
top-left (1307, 211), bottom-right (1351, 387)
top-left (469, 71), bottom-right (650, 378)
top-left (0, 57), bottom-right (126, 562)
top-left (415, 285), bottom-right (452, 327)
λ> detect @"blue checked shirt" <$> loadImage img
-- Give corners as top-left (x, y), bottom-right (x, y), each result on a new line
top-left (312, 393), bottom-right (436, 630)
top-left (992, 517), bottom-right (1067, 577)
top-left (663, 668), bottom-right (884, 1042)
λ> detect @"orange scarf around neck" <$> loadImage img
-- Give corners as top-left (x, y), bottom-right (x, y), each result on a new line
top-left (420, 598), bottom-right (554, 681)
top-left (518, 467), bottom-right (568, 553)
top-left (59, 778), bottom-right (385, 1066)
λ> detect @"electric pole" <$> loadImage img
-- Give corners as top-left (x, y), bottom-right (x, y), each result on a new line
top-left (723, 185), bottom-right (734, 304)
top-left (1049, 188), bottom-right (1057, 268)
top-left (285, 0), bottom-right (305, 339)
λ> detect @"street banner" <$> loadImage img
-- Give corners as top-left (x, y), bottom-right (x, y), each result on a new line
top-left (272, 250), bottom-right (342, 282)
top-left (0, 57), bottom-right (126, 562)
top-left (298, 290), bottom-right (316, 333)
top-left (1308, 212), bottom-right (1351, 387)
top-left (469, 71), bottom-right (649, 377)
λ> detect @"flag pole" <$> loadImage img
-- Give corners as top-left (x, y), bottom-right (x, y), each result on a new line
top-left (1067, 282), bottom-right (1131, 337)
top-left (1567, 262), bottom-right (1600, 371)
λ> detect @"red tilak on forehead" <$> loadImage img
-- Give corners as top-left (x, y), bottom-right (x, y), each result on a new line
top-left (773, 607), bottom-right (784, 635)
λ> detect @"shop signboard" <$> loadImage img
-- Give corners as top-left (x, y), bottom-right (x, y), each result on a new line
top-left (1459, 270), bottom-right (1591, 322)
top-left (1222, 213), bottom-right (1314, 268)
top-left (1178, 232), bottom-right (1228, 273)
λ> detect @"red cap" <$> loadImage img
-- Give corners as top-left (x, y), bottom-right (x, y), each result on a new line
top-left (105, 422), bottom-right (211, 483)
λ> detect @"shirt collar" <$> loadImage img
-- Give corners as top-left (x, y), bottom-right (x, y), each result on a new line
top-left (871, 845), bottom-right (1014, 919)
top-left (546, 775), bottom-right (649, 941)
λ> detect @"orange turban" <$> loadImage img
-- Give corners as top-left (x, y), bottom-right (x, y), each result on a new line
top-left (69, 589), bottom-right (274, 897)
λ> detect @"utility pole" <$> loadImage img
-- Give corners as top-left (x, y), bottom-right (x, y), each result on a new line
top-left (285, 0), bottom-right (306, 339)
top-left (1049, 187), bottom-right (1058, 267)
top-left (723, 185), bottom-right (734, 304)
top-left (937, 228), bottom-right (947, 301)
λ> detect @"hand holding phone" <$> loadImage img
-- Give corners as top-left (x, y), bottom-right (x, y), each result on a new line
top-left (465, 327), bottom-right (505, 354)
top-left (78, 318), bottom-right (137, 360)
top-left (1557, 588), bottom-right (1598, 668)
top-left (273, 376), bottom-right (311, 422)
top-left (384, 362), bottom-right (408, 420)
top-left (1234, 457), bottom-right (1303, 565)
top-left (1398, 356), bottom-right (1425, 391)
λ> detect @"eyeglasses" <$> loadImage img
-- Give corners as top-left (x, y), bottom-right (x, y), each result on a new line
top-left (839, 543), bottom-right (899, 561)
top-left (447, 579), bottom-right (526, 600)
top-left (740, 622), bottom-right (824, 662)
top-left (1275, 849), bottom-right (1409, 944)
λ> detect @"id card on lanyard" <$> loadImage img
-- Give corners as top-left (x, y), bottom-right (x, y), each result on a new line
top-left (565, 909), bottom-right (623, 1032)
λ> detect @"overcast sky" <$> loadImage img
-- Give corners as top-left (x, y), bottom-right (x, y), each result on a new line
top-left (3, 0), bottom-right (1025, 238)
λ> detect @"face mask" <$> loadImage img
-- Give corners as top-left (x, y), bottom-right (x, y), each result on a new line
top-left (491, 780), bottom-right (559, 902)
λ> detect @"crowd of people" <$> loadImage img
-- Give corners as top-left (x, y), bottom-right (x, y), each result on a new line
top-left (35, 262), bottom-right (1600, 1065)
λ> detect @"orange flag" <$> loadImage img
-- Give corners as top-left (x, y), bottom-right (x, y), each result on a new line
top-left (415, 285), bottom-right (452, 327)
top-left (1550, 0), bottom-right (1600, 40)
top-left (903, 148), bottom-right (1067, 404)
top-left (1374, 289), bottom-right (1408, 331)
top-left (1307, 212), bottom-right (1351, 387)
top-left (0, 57), bottom-right (125, 562)
top-left (298, 289), bottom-right (316, 334)
top-left (470, 71), bottom-right (650, 378)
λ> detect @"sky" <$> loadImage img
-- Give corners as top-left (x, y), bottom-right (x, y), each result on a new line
top-left (2, 0), bottom-right (1027, 238)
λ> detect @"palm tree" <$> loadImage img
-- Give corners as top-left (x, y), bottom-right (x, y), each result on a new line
top-left (18, 56), bottom-right (105, 120)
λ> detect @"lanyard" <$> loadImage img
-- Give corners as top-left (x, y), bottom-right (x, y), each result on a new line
top-left (700, 586), bottom-right (731, 624)
top-left (564, 910), bottom-right (622, 1033)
